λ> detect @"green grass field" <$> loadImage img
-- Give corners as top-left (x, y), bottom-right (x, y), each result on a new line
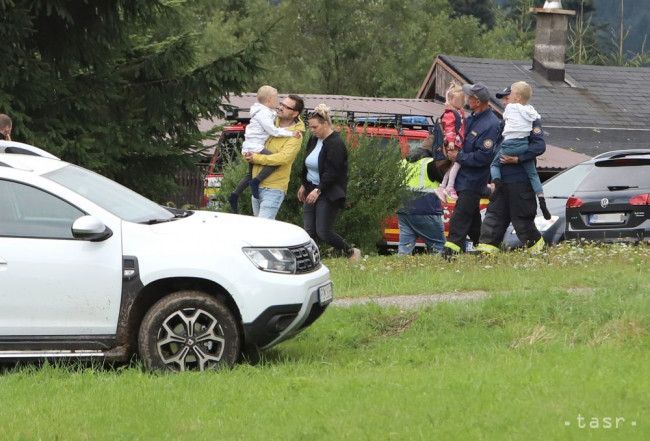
top-left (1, 243), bottom-right (649, 440)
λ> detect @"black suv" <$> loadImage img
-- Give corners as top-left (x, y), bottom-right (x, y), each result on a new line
top-left (565, 150), bottom-right (650, 243)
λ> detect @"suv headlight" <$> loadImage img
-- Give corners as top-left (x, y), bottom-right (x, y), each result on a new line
top-left (243, 247), bottom-right (296, 274)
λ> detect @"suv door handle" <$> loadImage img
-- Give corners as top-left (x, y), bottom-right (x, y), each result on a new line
top-left (0, 258), bottom-right (6, 270)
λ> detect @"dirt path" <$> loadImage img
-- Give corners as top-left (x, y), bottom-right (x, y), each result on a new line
top-left (333, 291), bottom-right (489, 309)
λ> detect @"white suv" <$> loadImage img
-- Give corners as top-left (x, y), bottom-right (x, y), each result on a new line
top-left (0, 141), bottom-right (332, 371)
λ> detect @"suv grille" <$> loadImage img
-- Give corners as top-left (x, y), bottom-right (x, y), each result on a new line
top-left (290, 242), bottom-right (321, 274)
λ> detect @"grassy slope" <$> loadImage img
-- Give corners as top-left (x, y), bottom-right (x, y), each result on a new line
top-left (1, 244), bottom-right (648, 440)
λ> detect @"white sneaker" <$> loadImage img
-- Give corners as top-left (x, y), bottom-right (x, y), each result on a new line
top-left (348, 247), bottom-right (361, 262)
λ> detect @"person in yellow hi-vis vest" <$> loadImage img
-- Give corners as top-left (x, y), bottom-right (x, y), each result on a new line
top-left (397, 137), bottom-right (445, 255)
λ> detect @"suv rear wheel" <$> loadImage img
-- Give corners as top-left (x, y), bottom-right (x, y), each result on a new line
top-left (138, 290), bottom-right (240, 371)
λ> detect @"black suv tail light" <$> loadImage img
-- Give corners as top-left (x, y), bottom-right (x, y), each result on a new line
top-left (629, 193), bottom-right (650, 206)
top-left (566, 196), bottom-right (583, 208)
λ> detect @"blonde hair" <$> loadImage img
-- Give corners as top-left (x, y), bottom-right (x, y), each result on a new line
top-left (256, 85), bottom-right (278, 105)
top-left (308, 103), bottom-right (332, 126)
top-left (445, 82), bottom-right (463, 105)
top-left (511, 81), bottom-right (532, 104)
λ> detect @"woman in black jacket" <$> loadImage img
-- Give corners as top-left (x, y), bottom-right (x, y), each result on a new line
top-left (298, 104), bottom-right (361, 261)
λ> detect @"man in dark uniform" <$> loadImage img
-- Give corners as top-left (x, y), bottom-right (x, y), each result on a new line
top-left (495, 86), bottom-right (511, 107)
top-left (443, 83), bottom-right (501, 257)
top-left (476, 85), bottom-right (547, 253)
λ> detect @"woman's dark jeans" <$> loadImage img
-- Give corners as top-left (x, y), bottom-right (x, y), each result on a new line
top-left (303, 197), bottom-right (352, 255)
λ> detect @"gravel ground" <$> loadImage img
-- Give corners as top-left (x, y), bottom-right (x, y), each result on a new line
top-left (333, 291), bottom-right (489, 309)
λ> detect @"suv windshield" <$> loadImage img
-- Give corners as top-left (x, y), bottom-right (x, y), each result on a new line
top-left (45, 164), bottom-right (174, 223)
top-left (543, 163), bottom-right (593, 197)
top-left (576, 162), bottom-right (650, 192)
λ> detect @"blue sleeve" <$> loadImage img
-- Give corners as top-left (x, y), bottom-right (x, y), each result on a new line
top-left (457, 123), bottom-right (500, 167)
top-left (517, 119), bottom-right (546, 162)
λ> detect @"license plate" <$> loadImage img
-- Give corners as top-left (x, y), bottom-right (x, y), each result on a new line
top-left (318, 283), bottom-right (333, 305)
top-left (589, 213), bottom-right (625, 224)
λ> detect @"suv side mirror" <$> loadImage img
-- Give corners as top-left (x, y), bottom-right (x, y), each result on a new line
top-left (72, 215), bottom-right (113, 241)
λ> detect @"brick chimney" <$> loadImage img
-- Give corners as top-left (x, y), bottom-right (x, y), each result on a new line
top-left (530, 5), bottom-right (576, 82)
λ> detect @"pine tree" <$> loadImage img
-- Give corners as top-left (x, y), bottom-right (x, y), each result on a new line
top-left (0, 1), bottom-right (265, 198)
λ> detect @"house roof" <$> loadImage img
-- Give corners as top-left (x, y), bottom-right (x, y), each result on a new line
top-left (418, 54), bottom-right (650, 156)
top-left (536, 145), bottom-right (590, 170)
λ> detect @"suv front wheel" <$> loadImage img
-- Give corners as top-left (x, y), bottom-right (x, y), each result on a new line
top-left (138, 290), bottom-right (240, 371)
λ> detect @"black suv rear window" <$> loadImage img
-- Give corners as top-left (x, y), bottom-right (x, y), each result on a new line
top-left (577, 163), bottom-right (650, 191)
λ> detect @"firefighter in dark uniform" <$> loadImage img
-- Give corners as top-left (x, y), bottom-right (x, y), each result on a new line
top-left (443, 83), bottom-right (501, 256)
top-left (477, 118), bottom-right (547, 253)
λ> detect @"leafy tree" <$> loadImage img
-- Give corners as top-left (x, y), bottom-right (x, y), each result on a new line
top-left (357, 0), bottom-right (450, 97)
top-left (566, 0), bottom-right (604, 64)
top-left (563, 0), bottom-right (649, 66)
top-left (500, 0), bottom-right (537, 34)
top-left (597, 0), bottom-right (650, 66)
top-left (248, 0), bottom-right (531, 97)
top-left (190, 0), bottom-right (270, 63)
top-left (563, 0), bottom-right (596, 14)
top-left (448, 0), bottom-right (497, 29)
top-left (0, 1), bottom-right (265, 198)
top-left (496, 0), bottom-right (646, 67)
top-left (258, 0), bottom-right (376, 95)
top-left (604, 0), bottom-right (650, 55)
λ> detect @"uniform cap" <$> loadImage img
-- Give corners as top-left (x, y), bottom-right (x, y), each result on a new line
top-left (496, 86), bottom-right (512, 99)
top-left (462, 83), bottom-right (491, 102)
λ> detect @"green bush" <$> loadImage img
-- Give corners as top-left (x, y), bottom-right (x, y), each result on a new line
top-left (218, 158), bottom-right (254, 216)
top-left (337, 134), bottom-right (410, 253)
top-left (217, 131), bottom-right (410, 254)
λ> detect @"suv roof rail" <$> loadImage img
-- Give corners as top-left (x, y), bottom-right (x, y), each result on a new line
top-left (592, 149), bottom-right (650, 160)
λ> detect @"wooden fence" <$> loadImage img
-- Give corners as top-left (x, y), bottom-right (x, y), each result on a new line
top-left (166, 165), bottom-right (208, 208)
